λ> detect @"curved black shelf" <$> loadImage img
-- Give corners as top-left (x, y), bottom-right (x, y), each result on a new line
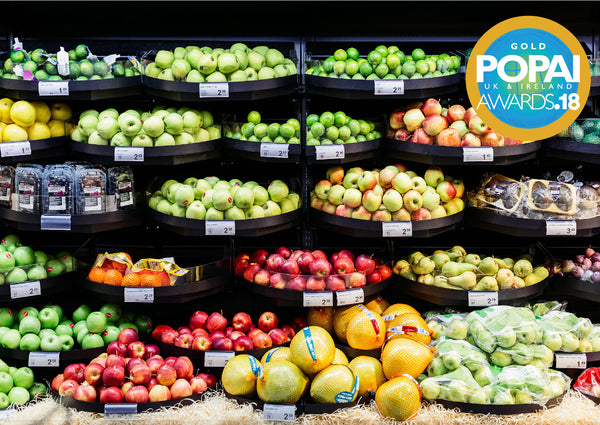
top-left (147, 208), bottom-right (301, 237)
top-left (310, 208), bottom-right (464, 238)
top-left (69, 139), bottom-right (221, 165)
top-left (0, 207), bottom-right (142, 233)
top-left (0, 272), bottom-right (74, 302)
top-left (466, 208), bottom-right (600, 238)
top-left (432, 392), bottom-right (564, 415)
top-left (305, 138), bottom-right (381, 164)
top-left (0, 137), bottom-right (67, 163)
top-left (544, 137), bottom-right (600, 164)
top-left (237, 275), bottom-right (390, 307)
top-left (222, 138), bottom-right (301, 163)
top-left (143, 75), bottom-right (298, 101)
top-left (551, 275), bottom-right (600, 303)
top-left (383, 139), bottom-right (543, 166)
top-left (0, 76), bottom-right (142, 100)
top-left (305, 73), bottom-right (461, 99)
top-left (0, 346), bottom-right (105, 365)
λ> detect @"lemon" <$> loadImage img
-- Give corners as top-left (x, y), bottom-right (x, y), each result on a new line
top-left (290, 326), bottom-right (335, 375)
top-left (9, 101), bottom-right (36, 128)
top-left (3, 124), bottom-right (28, 142)
top-left (310, 364), bottom-right (358, 404)
top-left (348, 356), bottom-right (387, 397)
top-left (375, 375), bottom-right (421, 421)
top-left (221, 354), bottom-right (262, 398)
top-left (381, 338), bottom-right (433, 379)
top-left (31, 101), bottom-right (51, 123)
top-left (26, 122), bottom-right (51, 140)
top-left (50, 103), bottom-right (72, 121)
top-left (257, 360), bottom-right (308, 404)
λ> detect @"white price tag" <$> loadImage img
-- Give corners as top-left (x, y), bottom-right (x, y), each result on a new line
top-left (303, 291), bottom-right (334, 307)
top-left (124, 287), bottom-right (154, 303)
top-left (28, 351), bottom-right (60, 367)
top-left (336, 288), bottom-right (364, 306)
top-left (0, 141), bottom-right (31, 157)
top-left (12, 37), bottom-right (22, 50)
top-left (205, 220), bottom-right (235, 236)
top-left (263, 404), bottom-right (296, 422)
top-left (103, 54), bottom-right (120, 67)
top-left (56, 47), bottom-right (70, 76)
top-left (555, 353), bottom-right (587, 369)
top-left (315, 145), bottom-right (345, 160)
top-left (468, 291), bottom-right (499, 307)
top-left (199, 83), bottom-right (229, 98)
top-left (260, 143), bottom-right (289, 158)
top-left (374, 80), bottom-right (405, 95)
top-left (104, 403), bottom-right (138, 416)
top-left (382, 221), bottom-right (412, 237)
top-left (204, 351), bottom-right (234, 367)
top-left (114, 147), bottom-right (144, 162)
top-left (463, 147), bottom-right (494, 162)
top-left (38, 81), bottom-right (69, 96)
top-left (10, 281), bottom-right (41, 299)
top-left (546, 220), bottom-right (577, 236)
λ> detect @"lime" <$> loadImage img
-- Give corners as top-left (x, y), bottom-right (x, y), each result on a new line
top-left (334, 49), bottom-right (347, 61)
top-left (322, 56), bottom-right (336, 73)
top-left (423, 72), bottom-right (434, 78)
top-left (375, 45), bottom-right (389, 57)
top-left (383, 74), bottom-right (397, 79)
top-left (334, 111), bottom-right (347, 126)
top-left (75, 44), bottom-right (89, 60)
top-left (306, 138), bottom-right (320, 146)
top-left (69, 62), bottom-right (81, 79)
top-left (366, 73), bottom-right (379, 80)
top-left (346, 136), bottom-right (357, 144)
top-left (346, 47), bottom-right (360, 61)
top-left (279, 123), bottom-right (295, 139)
top-left (34, 70), bottom-right (49, 81)
top-left (432, 71), bottom-right (443, 77)
top-left (288, 137), bottom-right (300, 144)
top-left (348, 119), bottom-right (361, 136)
top-left (411, 73), bottom-right (423, 79)
top-left (333, 139), bottom-right (344, 145)
top-left (338, 126), bottom-right (351, 141)
top-left (306, 114), bottom-right (319, 127)
top-left (345, 59), bottom-right (359, 76)
top-left (261, 136), bottom-right (273, 143)
top-left (375, 63), bottom-right (389, 78)
top-left (450, 55), bottom-right (461, 69)
top-left (306, 66), bottom-right (319, 75)
top-left (388, 45), bottom-right (399, 54)
top-left (247, 110), bottom-right (261, 124)
top-left (352, 73), bottom-right (365, 80)
top-left (321, 139), bottom-right (333, 145)
top-left (386, 54), bottom-right (400, 70)
top-left (359, 120), bottom-right (371, 136)
top-left (366, 132), bottom-right (375, 141)
top-left (30, 48), bottom-right (47, 64)
top-left (3, 58), bottom-right (14, 73)
top-left (415, 60), bottom-right (430, 75)
top-left (428, 55), bottom-right (438, 62)
top-left (357, 58), bottom-right (367, 65)
top-left (254, 123), bottom-right (268, 138)
top-left (310, 122), bottom-right (325, 138)
top-left (425, 59), bottom-right (436, 73)
top-left (23, 61), bottom-right (37, 73)
top-left (273, 136), bottom-right (287, 144)
top-left (393, 50), bottom-right (406, 64)
top-left (356, 135), bottom-right (367, 142)
top-left (339, 73), bottom-right (350, 79)
top-left (248, 135), bottom-right (259, 142)
top-left (367, 120), bottom-right (375, 132)
top-left (10, 50), bottom-right (24, 64)
top-left (267, 123), bottom-right (280, 139)
top-left (286, 118), bottom-right (300, 131)
top-left (319, 111), bottom-right (335, 127)
top-left (333, 61), bottom-right (346, 75)
top-left (359, 61), bottom-right (373, 77)
top-left (367, 50), bottom-right (382, 66)
top-left (241, 122), bottom-right (255, 138)
top-left (318, 71), bottom-right (328, 77)
top-left (48, 75), bottom-right (63, 81)
top-left (393, 65), bottom-right (403, 77)
top-left (412, 48), bottom-right (426, 61)
top-left (44, 61), bottom-right (58, 75)
top-left (326, 126), bottom-right (339, 141)
top-left (436, 58), bottom-right (448, 73)
top-left (402, 60), bottom-right (416, 77)
top-left (327, 72), bottom-right (338, 78)
top-left (68, 49), bottom-right (78, 61)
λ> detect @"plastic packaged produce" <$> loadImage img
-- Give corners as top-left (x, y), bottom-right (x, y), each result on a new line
top-left (42, 164), bottom-right (75, 215)
top-left (574, 367), bottom-right (600, 398)
top-left (14, 164), bottom-right (43, 213)
top-left (107, 166), bottom-right (135, 211)
top-left (75, 167), bottom-right (106, 214)
top-left (0, 165), bottom-right (14, 208)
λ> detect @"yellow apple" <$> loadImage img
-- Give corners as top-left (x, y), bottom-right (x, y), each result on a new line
top-left (27, 122), bottom-right (51, 140)
top-left (31, 101), bottom-right (51, 123)
top-left (9, 100), bottom-right (36, 127)
top-left (47, 120), bottom-right (67, 137)
top-left (3, 124), bottom-right (28, 142)
top-left (50, 103), bottom-right (72, 121)
top-left (0, 98), bottom-right (14, 124)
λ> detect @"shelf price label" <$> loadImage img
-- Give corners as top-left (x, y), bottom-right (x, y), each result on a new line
top-left (382, 221), bottom-right (412, 237)
top-left (555, 353), bottom-right (587, 369)
top-left (104, 403), bottom-right (138, 416)
top-left (204, 351), bottom-right (234, 368)
top-left (463, 147), bottom-right (494, 162)
top-left (263, 404), bottom-right (296, 422)
top-left (114, 147), bottom-right (144, 162)
top-left (40, 214), bottom-right (71, 231)
top-left (0, 141), bottom-right (31, 158)
top-left (468, 291), bottom-right (498, 307)
top-left (336, 288), bottom-right (364, 306)
top-left (28, 351), bottom-right (60, 367)
top-left (303, 291), bottom-right (333, 307)
top-left (38, 81), bottom-right (69, 96)
top-left (260, 143), bottom-right (289, 158)
top-left (10, 281), bottom-right (41, 299)
top-left (205, 220), bottom-right (235, 236)
top-left (199, 83), bottom-right (229, 98)
top-left (374, 80), bottom-right (405, 95)
top-left (546, 220), bottom-right (577, 236)
top-left (315, 145), bottom-right (344, 160)
top-left (124, 287), bottom-right (154, 303)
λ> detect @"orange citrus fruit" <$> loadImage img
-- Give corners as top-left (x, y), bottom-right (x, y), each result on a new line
top-left (121, 273), bottom-right (141, 287)
top-left (88, 267), bottom-right (105, 283)
top-left (140, 273), bottom-right (161, 287)
top-left (103, 269), bottom-right (123, 286)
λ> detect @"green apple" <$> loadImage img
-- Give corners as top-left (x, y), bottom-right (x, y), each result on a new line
top-left (38, 307), bottom-right (59, 329)
top-left (0, 328), bottom-right (10, 343)
top-left (245, 205), bottom-right (265, 219)
top-left (18, 307), bottom-right (38, 321)
top-left (0, 371), bottom-right (13, 393)
top-left (55, 323), bottom-right (73, 337)
top-left (27, 264), bottom-right (47, 281)
top-left (110, 132), bottom-right (132, 147)
top-left (100, 304), bottom-right (122, 323)
top-left (29, 382), bottom-right (47, 399)
top-left (262, 200), bottom-right (282, 217)
top-left (96, 117), bottom-right (119, 140)
top-left (46, 260), bottom-right (65, 277)
top-left (197, 53), bottom-right (217, 75)
top-left (171, 58), bottom-right (191, 80)
top-left (156, 199), bottom-right (172, 215)
top-left (175, 132), bottom-right (194, 145)
top-left (72, 305), bottom-right (91, 323)
top-left (267, 180), bottom-right (289, 202)
top-left (133, 314), bottom-right (153, 337)
top-left (8, 386), bottom-right (30, 405)
top-left (142, 115), bottom-right (165, 138)
top-left (86, 311), bottom-right (107, 334)
top-left (19, 316), bottom-right (41, 335)
top-left (34, 251), bottom-right (48, 265)
top-left (166, 182), bottom-right (182, 203)
top-left (102, 325), bottom-right (121, 345)
top-left (212, 189), bottom-right (233, 211)
top-left (0, 252), bottom-right (15, 270)
top-left (225, 206), bottom-right (245, 220)
top-left (185, 201), bottom-right (206, 219)
top-left (38, 328), bottom-right (55, 341)
top-left (0, 308), bottom-right (14, 328)
top-left (170, 203), bottom-right (186, 217)
top-left (0, 358), bottom-right (8, 373)
top-left (58, 334), bottom-right (74, 351)
top-left (248, 51), bottom-right (265, 71)
top-left (253, 186), bottom-right (269, 205)
top-left (40, 334), bottom-right (61, 352)
top-left (12, 367), bottom-right (34, 389)
top-left (0, 392), bottom-right (8, 409)
top-left (19, 333), bottom-right (41, 351)
top-left (164, 113), bottom-right (184, 135)
top-left (78, 114), bottom-right (99, 137)
top-left (174, 185), bottom-right (195, 207)
top-left (154, 133), bottom-right (175, 146)
top-left (118, 113), bottom-right (142, 137)
top-left (72, 321), bottom-right (88, 338)
top-left (118, 322), bottom-right (138, 333)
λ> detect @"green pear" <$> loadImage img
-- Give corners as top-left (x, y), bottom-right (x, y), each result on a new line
top-left (417, 274), bottom-right (434, 285)
top-left (463, 253), bottom-right (481, 266)
top-left (407, 251), bottom-right (425, 266)
top-left (477, 257), bottom-right (499, 275)
top-left (513, 259), bottom-right (534, 278)
top-left (502, 258), bottom-right (515, 270)
top-left (441, 261), bottom-right (476, 277)
top-left (431, 252), bottom-right (450, 270)
top-left (494, 258), bottom-right (511, 270)
top-left (445, 319), bottom-right (468, 340)
top-left (496, 269), bottom-right (516, 289)
top-left (447, 271), bottom-right (478, 290)
top-left (473, 276), bottom-right (499, 291)
top-left (412, 257), bottom-right (435, 275)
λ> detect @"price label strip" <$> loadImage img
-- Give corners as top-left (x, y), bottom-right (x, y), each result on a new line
top-left (263, 404), bottom-right (296, 422)
top-left (38, 81), bottom-right (69, 96)
top-left (336, 288), bottom-right (364, 306)
top-left (315, 145), bottom-right (344, 160)
top-left (40, 214), bottom-right (71, 231)
top-left (260, 143), bottom-right (289, 158)
top-left (0, 141), bottom-right (31, 158)
top-left (28, 351), bottom-right (60, 367)
top-left (114, 147), bottom-right (144, 162)
top-left (199, 82), bottom-right (229, 98)
top-left (205, 220), bottom-right (235, 236)
top-left (104, 403), bottom-right (138, 416)
top-left (10, 281), bottom-right (42, 299)
top-left (463, 147), bottom-right (494, 162)
top-left (124, 287), bottom-right (154, 303)
top-left (546, 220), bottom-right (577, 236)
top-left (204, 351), bottom-right (234, 368)
top-left (555, 353), bottom-right (587, 369)
top-left (382, 221), bottom-right (412, 237)
top-left (303, 291), bottom-right (334, 307)
top-left (468, 291), bottom-right (499, 307)
top-left (374, 80), bottom-right (405, 95)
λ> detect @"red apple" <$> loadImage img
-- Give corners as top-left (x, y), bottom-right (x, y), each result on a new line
top-left (268, 328), bottom-right (288, 346)
top-left (411, 207), bottom-right (432, 220)
top-left (249, 249), bottom-right (269, 267)
top-left (73, 384), bottom-right (97, 402)
top-left (126, 385), bottom-right (149, 403)
top-left (152, 324), bottom-right (173, 341)
top-left (276, 246), bottom-right (292, 260)
top-left (63, 363), bottom-right (86, 384)
top-left (205, 312), bottom-right (227, 333)
top-left (209, 331), bottom-right (225, 342)
top-left (253, 269), bottom-right (271, 286)
top-left (309, 257), bottom-right (332, 277)
top-left (164, 357), bottom-right (177, 368)
top-left (461, 132), bottom-right (481, 147)
top-left (177, 326), bottom-right (192, 335)
top-left (148, 384), bottom-right (172, 402)
top-left (266, 253), bottom-right (285, 272)
top-left (334, 256), bottom-right (355, 275)
top-left (170, 379), bottom-right (193, 399)
top-left (436, 127), bottom-right (462, 146)
top-left (468, 115), bottom-right (489, 135)
top-left (480, 130), bottom-right (504, 147)
top-left (230, 330), bottom-right (246, 341)
top-left (286, 276), bottom-right (306, 291)
top-left (103, 365), bottom-right (125, 387)
top-left (52, 374), bottom-right (65, 392)
top-left (235, 252), bottom-right (250, 264)
top-left (422, 113), bottom-right (448, 136)
top-left (100, 386), bottom-right (124, 403)
top-left (306, 276), bottom-right (326, 291)
top-left (197, 373), bottom-right (217, 388)
top-left (446, 104), bottom-right (466, 123)
top-left (211, 337), bottom-right (233, 351)
top-left (146, 355), bottom-right (164, 374)
top-left (148, 377), bottom-right (158, 392)
top-left (125, 357), bottom-right (145, 375)
top-left (258, 312), bottom-right (278, 333)
top-left (281, 324), bottom-right (296, 341)
top-left (251, 331), bottom-right (273, 349)
top-left (346, 272), bottom-right (367, 288)
top-left (298, 252), bottom-right (315, 274)
top-left (192, 328), bottom-right (209, 339)
top-left (225, 327), bottom-right (234, 338)
top-left (377, 265), bottom-right (392, 281)
top-left (394, 128), bottom-right (411, 141)
top-left (83, 363), bottom-right (105, 387)
top-left (269, 272), bottom-right (287, 289)
top-left (326, 275), bottom-right (346, 291)
top-left (120, 381), bottom-right (134, 397)
top-left (290, 316), bottom-right (308, 332)
top-left (290, 249), bottom-right (304, 262)
top-left (355, 254), bottom-right (376, 275)
top-left (191, 335), bottom-right (212, 351)
top-left (173, 356), bottom-right (194, 380)
top-left (366, 269), bottom-right (383, 284)
top-left (421, 98), bottom-right (442, 116)
top-left (311, 250), bottom-right (328, 260)
top-left (106, 354), bottom-right (126, 369)
top-left (247, 328), bottom-right (263, 339)
top-left (127, 341), bottom-right (146, 359)
top-left (280, 259), bottom-right (300, 276)
top-left (106, 341), bottom-right (128, 357)
top-left (233, 335), bottom-right (254, 351)
top-left (242, 263), bottom-right (262, 282)
top-left (129, 364), bottom-right (152, 386)
top-left (118, 328), bottom-right (138, 346)
top-left (160, 329), bottom-right (179, 345)
top-left (156, 363), bottom-right (177, 387)
top-left (389, 109), bottom-right (406, 129)
top-left (235, 258), bottom-right (249, 276)
top-left (463, 107), bottom-right (477, 125)
top-left (411, 127), bottom-right (433, 144)
top-left (189, 376), bottom-right (207, 394)
top-left (232, 312), bottom-right (253, 333)
top-left (59, 379), bottom-right (79, 397)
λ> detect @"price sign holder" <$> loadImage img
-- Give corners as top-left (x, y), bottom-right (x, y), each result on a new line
top-left (40, 215), bottom-right (71, 231)
top-left (204, 351), bottom-right (234, 367)
top-left (205, 220), bottom-right (235, 236)
top-left (10, 281), bottom-right (42, 299)
top-left (0, 141), bottom-right (31, 157)
top-left (303, 291), bottom-right (334, 307)
top-left (468, 291), bottom-right (499, 307)
top-left (382, 222), bottom-right (412, 237)
top-left (374, 80), bottom-right (405, 95)
top-left (28, 351), bottom-right (60, 367)
top-left (104, 403), bottom-right (138, 416)
top-left (114, 147), bottom-right (144, 162)
top-left (336, 288), bottom-right (364, 306)
top-left (555, 353), bottom-right (587, 369)
top-left (263, 404), bottom-right (296, 422)
top-left (124, 287), bottom-right (154, 303)
top-left (315, 145), bottom-right (344, 160)
top-left (38, 81), bottom-right (69, 96)
top-left (463, 147), bottom-right (494, 162)
top-left (260, 143), bottom-right (289, 158)
top-left (199, 83), bottom-right (229, 98)
top-left (546, 220), bottom-right (577, 236)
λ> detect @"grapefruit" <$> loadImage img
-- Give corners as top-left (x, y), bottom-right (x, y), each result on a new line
top-left (9, 101), bottom-right (36, 128)
top-left (382, 303), bottom-right (421, 328)
top-left (332, 348), bottom-right (349, 365)
top-left (31, 101), bottom-right (51, 123)
top-left (307, 307), bottom-right (334, 335)
top-left (221, 354), bottom-right (262, 398)
top-left (261, 347), bottom-right (293, 364)
top-left (310, 364), bottom-right (358, 404)
top-left (346, 306), bottom-right (386, 350)
top-left (3, 124), bottom-right (28, 142)
top-left (257, 360), bottom-right (309, 404)
top-left (290, 326), bottom-right (335, 375)
top-left (381, 338), bottom-right (433, 379)
top-left (364, 296), bottom-right (390, 315)
top-left (333, 305), bottom-right (362, 344)
top-left (348, 356), bottom-right (387, 397)
top-left (375, 375), bottom-right (421, 421)
top-left (26, 122), bottom-right (51, 140)
top-left (386, 312), bottom-right (431, 346)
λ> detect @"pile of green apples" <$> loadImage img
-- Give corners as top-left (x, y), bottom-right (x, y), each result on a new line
top-left (306, 111), bottom-right (381, 146)
top-left (148, 177), bottom-right (300, 220)
top-left (306, 46), bottom-right (460, 80)
top-left (144, 43), bottom-right (297, 83)
top-left (0, 360), bottom-right (45, 408)
top-left (1, 43), bottom-right (140, 81)
top-left (393, 246), bottom-right (549, 290)
top-left (71, 106), bottom-right (220, 147)
top-left (224, 110), bottom-right (300, 144)
top-left (0, 303), bottom-right (153, 352)
top-left (0, 234), bottom-right (74, 285)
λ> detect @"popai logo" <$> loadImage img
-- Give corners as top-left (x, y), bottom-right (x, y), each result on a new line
top-left (466, 16), bottom-right (590, 141)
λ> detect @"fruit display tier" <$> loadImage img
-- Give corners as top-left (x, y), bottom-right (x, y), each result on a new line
top-left (551, 275), bottom-right (600, 303)
top-left (0, 273), bottom-right (74, 302)
top-left (0, 137), bottom-right (67, 163)
top-left (305, 138), bottom-right (381, 164)
top-left (432, 393), bottom-right (564, 415)
top-left (0, 77), bottom-right (143, 101)
top-left (143, 75), bottom-right (298, 102)
top-left (222, 138), bottom-right (302, 163)
top-left (237, 276), bottom-right (390, 307)
top-left (383, 139), bottom-right (544, 166)
top-left (0, 207), bottom-right (142, 233)
top-left (544, 138), bottom-right (600, 165)
top-left (310, 208), bottom-right (464, 238)
top-left (68, 139), bottom-right (221, 165)
top-left (79, 259), bottom-right (228, 304)
top-left (147, 208), bottom-right (301, 237)
top-left (0, 346), bottom-right (105, 368)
